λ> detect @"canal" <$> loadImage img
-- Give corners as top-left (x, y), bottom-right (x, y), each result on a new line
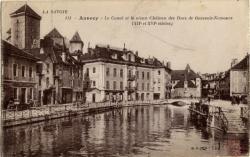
top-left (3, 105), bottom-right (249, 157)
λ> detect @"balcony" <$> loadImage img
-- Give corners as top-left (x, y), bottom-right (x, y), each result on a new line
top-left (125, 86), bottom-right (137, 92)
top-left (127, 75), bottom-right (136, 81)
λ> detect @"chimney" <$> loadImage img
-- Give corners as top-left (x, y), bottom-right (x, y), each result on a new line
top-left (107, 44), bottom-right (110, 51)
top-left (231, 58), bottom-right (238, 67)
top-left (167, 61), bottom-right (171, 69)
top-left (62, 52), bottom-right (66, 62)
top-left (135, 51), bottom-right (138, 56)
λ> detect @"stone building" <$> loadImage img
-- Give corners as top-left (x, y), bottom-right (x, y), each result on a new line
top-left (33, 28), bottom-right (84, 104)
top-left (2, 40), bottom-right (40, 109)
top-left (80, 45), bottom-right (172, 103)
top-left (218, 71), bottom-right (230, 100)
top-left (229, 54), bottom-right (249, 98)
top-left (171, 64), bottom-right (201, 98)
top-left (10, 4), bottom-right (41, 50)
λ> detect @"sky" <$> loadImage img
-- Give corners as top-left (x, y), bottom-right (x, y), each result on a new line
top-left (1, 0), bottom-right (249, 73)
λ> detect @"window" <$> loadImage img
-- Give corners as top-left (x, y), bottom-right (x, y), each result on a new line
top-left (29, 67), bottom-right (32, 78)
top-left (129, 82), bottom-right (132, 88)
top-left (86, 68), bottom-right (89, 74)
top-left (120, 82), bottom-right (123, 90)
top-left (71, 80), bottom-right (74, 87)
top-left (147, 83), bottom-right (150, 91)
top-left (142, 83), bottom-right (145, 91)
top-left (142, 72), bottom-right (144, 79)
top-left (28, 88), bottom-right (33, 100)
top-left (14, 88), bottom-right (18, 100)
top-left (46, 77), bottom-right (49, 87)
top-left (93, 81), bottom-right (96, 87)
top-left (120, 69), bottom-right (123, 77)
top-left (128, 70), bottom-right (132, 77)
top-left (47, 63), bottom-right (49, 73)
top-left (136, 71), bottom-right (139, 79)
top-left (113, 81), bottom-right (116, 90)
top-left (147, 72), bottom-right (150, 80)
top-left (158, 87), bottom-right (160, 91)
top-left (21, 66), bottom-right (25, 77)
top-left (113, 68), bottom-right (117, 77)
top-left (158, 70), bottom-right (161, 75)
top-left (106, 81), bottom-right (110, 89)
top-left (106, 68), bottom-right (110, 76)
top-left (13, 64), bottom-right (18, 77)
top-left (158, 78), bottom-right (160, 83)
top-left (128, 54), bottom-right (131, 61)
top-left (39, 77), bottom-right (42, 86)
top-left (93, 67), bottom-right (96, 73)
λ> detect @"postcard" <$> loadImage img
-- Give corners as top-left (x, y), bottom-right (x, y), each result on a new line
top-left (1, 0), bottom-right (249, 157)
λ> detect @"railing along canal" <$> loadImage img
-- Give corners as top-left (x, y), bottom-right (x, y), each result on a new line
top-left (1, 99), bottom-right (164, 122)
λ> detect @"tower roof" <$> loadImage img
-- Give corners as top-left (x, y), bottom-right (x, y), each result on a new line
top-left (45, 28), bottom-right (64, 38)
top-left (70, 31), bottom-right (83, 43)
top-left (10, 4), bottom-right (41, 20)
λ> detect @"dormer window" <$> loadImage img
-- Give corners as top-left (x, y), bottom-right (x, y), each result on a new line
top-left (111, 53), bottom-right (118, 59)
top-left (128, 54), bottom-right (131, 61)
top-left (141, 59), bottom-right (145, 63)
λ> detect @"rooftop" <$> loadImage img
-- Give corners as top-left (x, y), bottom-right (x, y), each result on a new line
top-left (10, 4), bottom-right (41, 20)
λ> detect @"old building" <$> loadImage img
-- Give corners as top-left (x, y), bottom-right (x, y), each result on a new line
top-left (201, 73), bottom-right (223, 98)
top-left (218, 71), bottom-right (230, 100)
top-left (33, 28), bottom-right (84, 104)
top-left (229, 54), bottom-right (249, 98)
top-left (171, 64), bottom-right (201, 98)
top-left (80, 45), bottom-right (171, 103)
top-left (10, 4), bottom-right (41, 50)
top-left (2, 40), bottom-right (40, 109)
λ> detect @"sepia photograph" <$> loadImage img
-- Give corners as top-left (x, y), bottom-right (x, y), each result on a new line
top-left (0, 0), bottom-right (249, 156)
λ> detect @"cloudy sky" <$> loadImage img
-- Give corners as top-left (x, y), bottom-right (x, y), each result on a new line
top-left (1, 0), bottom-right (248, 73)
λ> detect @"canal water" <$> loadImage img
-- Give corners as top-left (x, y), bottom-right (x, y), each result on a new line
top-left (3, 105), bottom-right (249, 157)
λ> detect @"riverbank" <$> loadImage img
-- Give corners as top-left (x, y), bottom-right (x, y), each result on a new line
top-left (1, 100), bottom-right (165, 128)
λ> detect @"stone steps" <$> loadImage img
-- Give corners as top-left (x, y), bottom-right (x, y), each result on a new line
top-left (223, 110), bottom-right (248, 134)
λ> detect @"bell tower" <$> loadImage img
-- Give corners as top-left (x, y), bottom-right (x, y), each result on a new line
top-left (10, 4), bottom-right (41, 50)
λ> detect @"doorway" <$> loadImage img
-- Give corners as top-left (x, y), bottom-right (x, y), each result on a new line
top-left (20, 88), bottom-right (26, 104)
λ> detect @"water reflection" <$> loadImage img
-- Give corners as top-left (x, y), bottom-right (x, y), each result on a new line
top-left (3, 105), bottom-right (249, 157)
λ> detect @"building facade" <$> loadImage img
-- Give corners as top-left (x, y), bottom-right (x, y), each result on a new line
top-left (171, 64), bottom-right (201, 98)
top-left (2, 40), bottom-right (39, 109)
top-left (81, 45), bottom-right (171, 103)
top-left (230, 55), bottom-right (249, 98)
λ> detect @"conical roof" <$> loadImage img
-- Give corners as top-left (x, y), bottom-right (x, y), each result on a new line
top-left (70, 31), bottom-right (83, 43)
top-left (10, 4), bottom-right (41, 20)
top-left (45, 28), bottom-right (64, 38)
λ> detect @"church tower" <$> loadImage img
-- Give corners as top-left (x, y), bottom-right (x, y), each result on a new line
top-left (10, 4), bottom-right (41, 50)
top-left (70, 31), bottom-right (84, 53)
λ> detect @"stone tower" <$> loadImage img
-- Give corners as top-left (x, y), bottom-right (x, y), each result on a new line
top-left (10, 4), bottom-right (41, 50)
top-left (70, 31), bottom-right (84, 53)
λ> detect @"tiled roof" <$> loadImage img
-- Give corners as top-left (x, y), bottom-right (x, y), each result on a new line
top-left (172, 64), bottom-right (199, 81)
top-left (10, 4), bottom-right (41, 20)
top-left (231, 55), bottom-right (248, 70)
top-left (1, 40), bottom-right (39, 61)
top-left (80, 45), bottom-right (171, 70)
top-left (70, 32), bottom-right (83, 43)
top-left (174, 80), bottom-right (197, 88)
top-left (45, 28), bottom-right (64, 38)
